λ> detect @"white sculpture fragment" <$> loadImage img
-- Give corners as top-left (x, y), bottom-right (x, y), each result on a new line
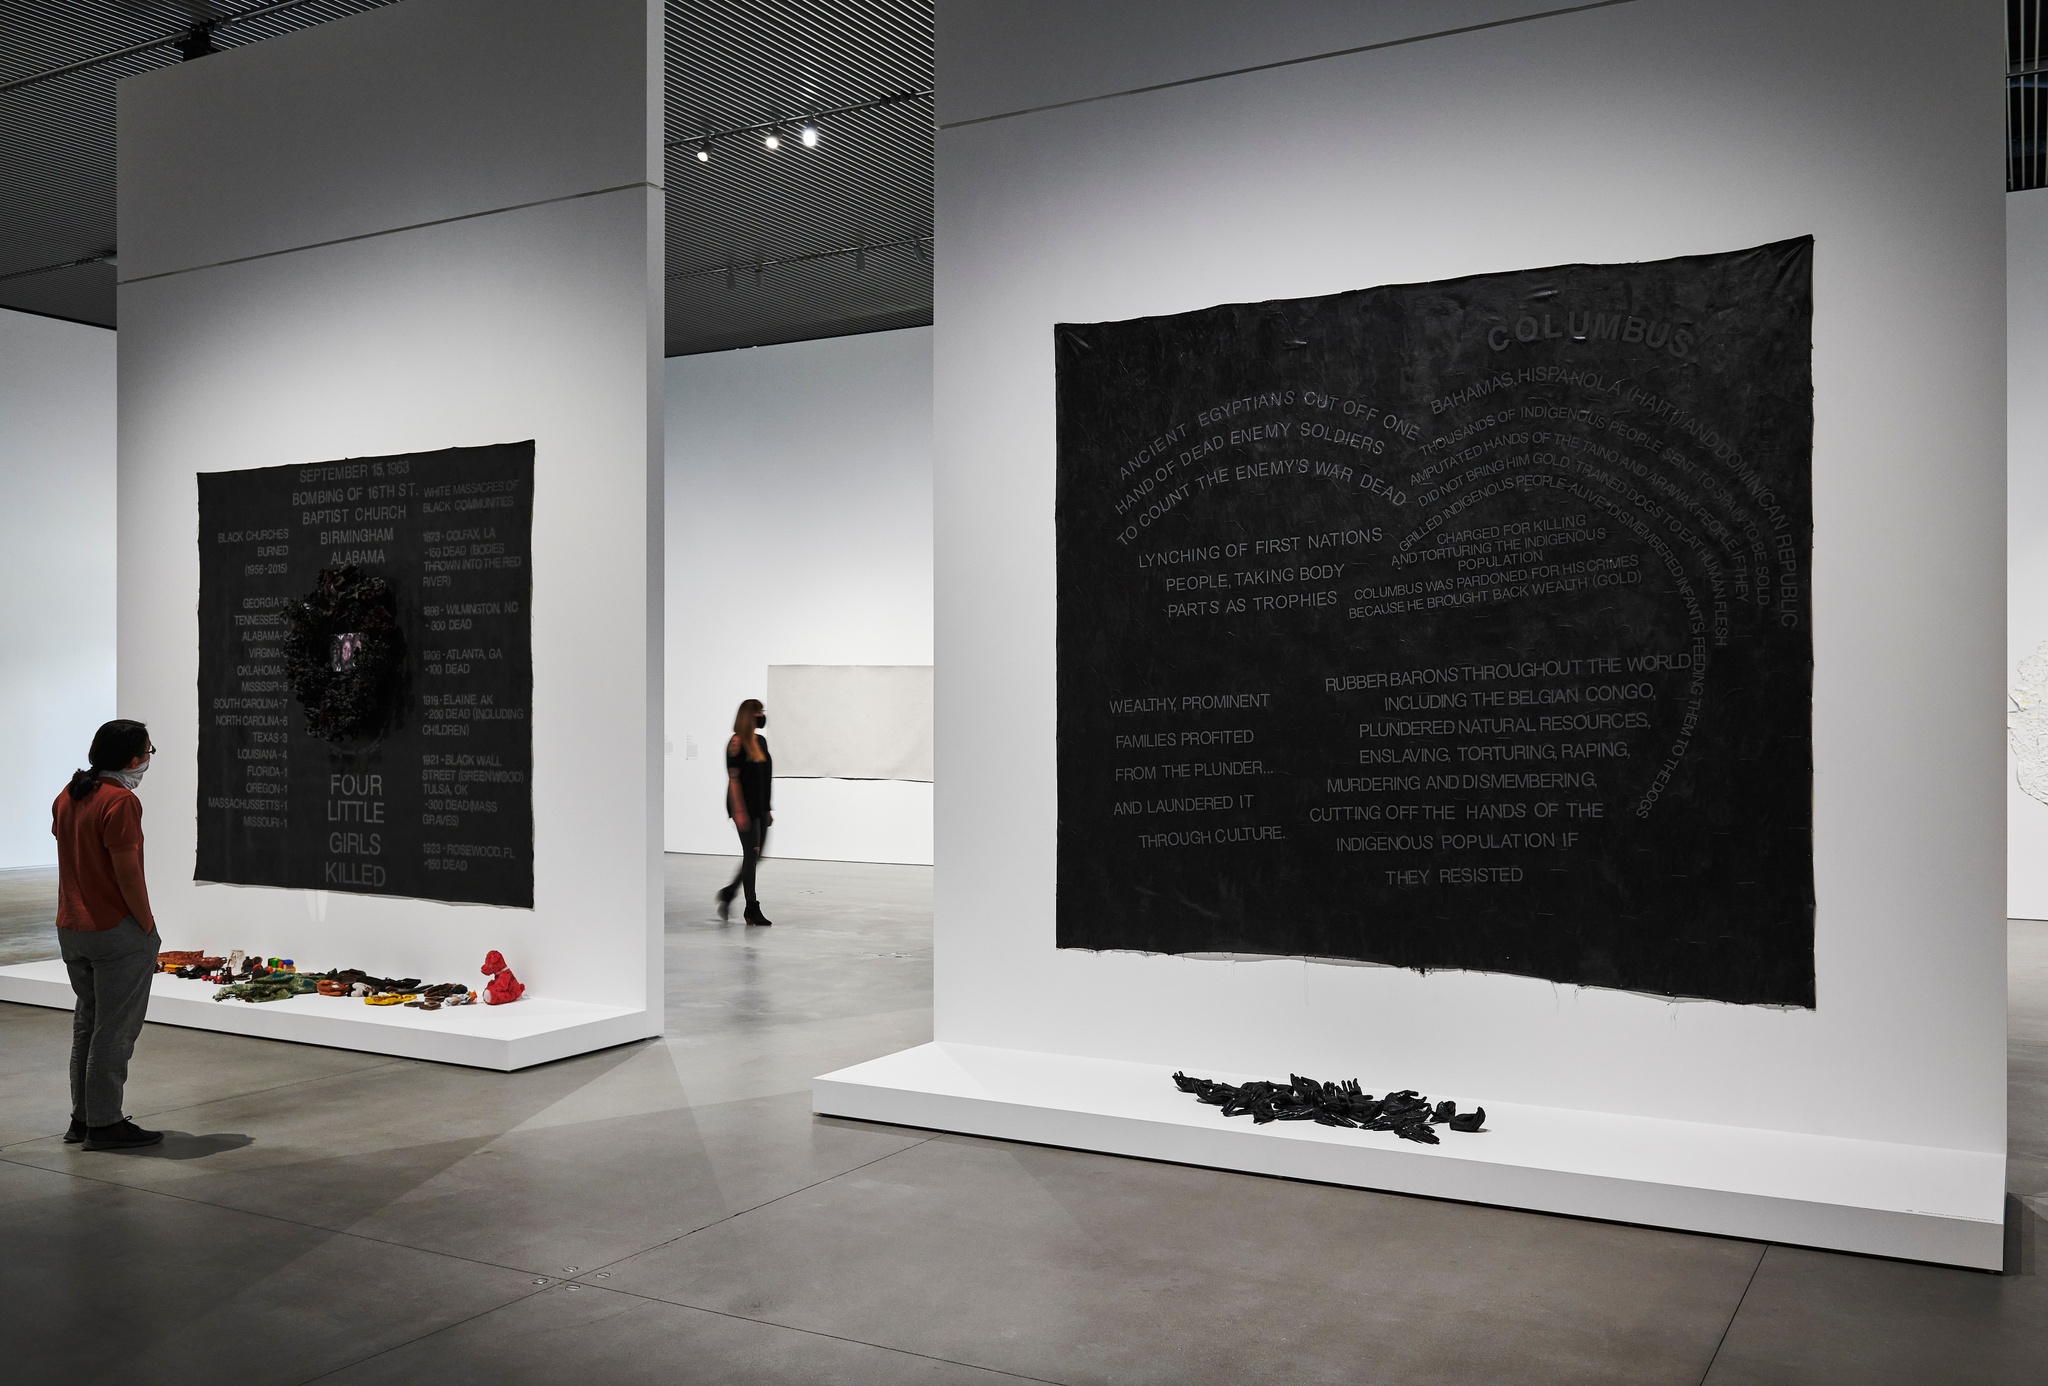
top-left (2009, 641), bottom-right (2048, 805)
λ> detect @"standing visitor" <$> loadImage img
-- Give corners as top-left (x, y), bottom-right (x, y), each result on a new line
top-left (717, 697), bottom-right (774, 926)
top-left (51, 719), bottom-right (163, 1151)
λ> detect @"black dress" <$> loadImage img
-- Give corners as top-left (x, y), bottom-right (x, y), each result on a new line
top-left (726, 735), bottom-right (772, 821)
top-left (723, 735), bottom-right (772, 915)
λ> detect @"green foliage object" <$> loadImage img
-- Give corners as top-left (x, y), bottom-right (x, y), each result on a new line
top-left (212, 975), bottom-right (320, 1004)
top-left (281, 565), bottom-right (405, 743)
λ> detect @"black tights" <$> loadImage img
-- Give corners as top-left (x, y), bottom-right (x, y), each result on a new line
top-left (727, 820), bottom-right (766, 910)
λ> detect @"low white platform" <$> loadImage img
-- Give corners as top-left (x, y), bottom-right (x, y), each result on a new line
top-left (0, 960), bottom-right (652, 1071)
top-left (815, 1042), bottom-right (2008, 1269)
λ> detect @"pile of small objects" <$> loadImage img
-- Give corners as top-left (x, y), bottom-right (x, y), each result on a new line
top-left (161, 948), bottom-right (267, 983)
top-left (215, 975), bottom-right (320, 1004)
top-left (160, 949), bottom-right (315, 1000)
top-left (1170, 1071), bottom-right (1485, 1144)
top-left (313, 969), bottom-right (478, 1010)
top-left (156, 948), bottom-right (517, 1010)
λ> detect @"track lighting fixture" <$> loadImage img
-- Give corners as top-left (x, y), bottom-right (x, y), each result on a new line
top-left (666, 89), bottom-right (931, 168)
top-left (175, 19), bottom-right (218, 61)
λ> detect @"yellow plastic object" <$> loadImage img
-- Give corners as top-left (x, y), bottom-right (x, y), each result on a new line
top-left (364, 993), bottom-right (418, 1006)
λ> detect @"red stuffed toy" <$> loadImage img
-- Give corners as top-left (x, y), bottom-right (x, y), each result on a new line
top-left (480, 949), bottom-right (525, 1005)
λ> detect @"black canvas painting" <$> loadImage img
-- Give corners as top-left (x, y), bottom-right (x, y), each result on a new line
top-left (197, 442), bottom-right (535, 908)
top-left (1055, 239), bottom-right (1814, 1006)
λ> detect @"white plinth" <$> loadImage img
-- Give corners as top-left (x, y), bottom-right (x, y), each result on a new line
top-left (815, 1042), bottom-right (2008, 1270)
top-left (0, 960), bottom-right (648, 1071)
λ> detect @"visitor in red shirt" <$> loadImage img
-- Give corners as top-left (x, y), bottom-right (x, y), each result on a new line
top-left (51, 719), bottom-right (163, 1151)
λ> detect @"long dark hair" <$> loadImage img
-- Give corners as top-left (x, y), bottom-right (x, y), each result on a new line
top-left (732, 699), bottom-right (766, 762)
top-left (68, 719), bottom-right (150, 801)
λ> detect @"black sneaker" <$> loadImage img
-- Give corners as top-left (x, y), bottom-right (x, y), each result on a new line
top-left (64, 1118), bottom-right (85, 1144)
top-left (84, 1119), bottom-right (163, 1151)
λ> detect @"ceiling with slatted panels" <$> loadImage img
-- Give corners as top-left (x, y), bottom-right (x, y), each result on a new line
top-left (0, 0), bottom-right (933, 356)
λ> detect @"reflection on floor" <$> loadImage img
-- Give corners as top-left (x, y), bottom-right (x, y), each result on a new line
top-left (0, 855), bottom-right (2040, 1385)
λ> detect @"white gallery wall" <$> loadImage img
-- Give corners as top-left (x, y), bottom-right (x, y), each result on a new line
top-left (2010, 187), bottom-right (2048, 919)
top-left (665, 327), bottom-right (934, 865)
top-left (109, 0), bottom-right (663, 1031)
top-left (0, 309), bottom-right (115, 869)
top-left (932, 0), bottom-right (2004, 1162)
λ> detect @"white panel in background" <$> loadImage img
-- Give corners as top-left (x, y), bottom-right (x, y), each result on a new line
top-left (767, 664), bottom-right (933, 780)
top-left (0, 309), bottom-right (115, 869)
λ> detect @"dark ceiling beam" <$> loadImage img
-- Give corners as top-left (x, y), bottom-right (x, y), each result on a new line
top-left (0, 249), bottom-right (114, 284)
top-left (667, 233), bottom-right (930, 283)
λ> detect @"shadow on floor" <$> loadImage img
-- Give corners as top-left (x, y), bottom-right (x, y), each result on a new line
top-left (131, 1131), bottom-right (257, 1161)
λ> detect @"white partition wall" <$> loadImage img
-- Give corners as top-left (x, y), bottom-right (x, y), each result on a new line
top-left (0, 308), bottom-right (115, 869)
top-left (665, 328), bottom-right (935, 866)
top-left (818, 0), bottom-right (2012, 1266)
top-left (2011, 188), bottom-right (2048, 918)
top-left (0, 0), bottom-right (665, 1069)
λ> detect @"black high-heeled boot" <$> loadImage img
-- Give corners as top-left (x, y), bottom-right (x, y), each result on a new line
top-left (716, 884), bottom-right (737, 920)
top-left (744, 905), bottom-right (773, 926)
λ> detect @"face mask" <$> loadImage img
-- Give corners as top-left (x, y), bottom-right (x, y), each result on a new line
top-left (755, 714), bottom-right (767, 728)
top-left (102, 756), bottom-right (149, 790)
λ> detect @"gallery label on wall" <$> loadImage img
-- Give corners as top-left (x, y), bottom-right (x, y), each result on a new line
top-left (1055, 240), bottom-right (1814, 1006)
top-left (197, 442), bottom-right (535, 908)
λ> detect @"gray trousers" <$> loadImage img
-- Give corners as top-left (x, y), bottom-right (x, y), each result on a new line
top-left (59, 918), bottom-right (159, 1128)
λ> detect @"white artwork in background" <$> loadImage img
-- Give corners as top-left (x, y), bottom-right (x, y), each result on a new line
top-left (2011, 641), bottom-right (2048, 806)
top-left (765, 664), bottom-right (934, 781)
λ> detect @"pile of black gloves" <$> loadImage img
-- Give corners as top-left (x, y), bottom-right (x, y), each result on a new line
top-left (1171, 1071), bottom-right (1485, 1144)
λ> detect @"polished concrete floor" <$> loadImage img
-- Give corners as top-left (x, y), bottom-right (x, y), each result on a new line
top-left (0, 855), bottom-right (2042, 1384)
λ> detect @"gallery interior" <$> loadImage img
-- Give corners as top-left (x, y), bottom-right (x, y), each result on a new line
top-left (0, 0), bottom-right (2044, 1381)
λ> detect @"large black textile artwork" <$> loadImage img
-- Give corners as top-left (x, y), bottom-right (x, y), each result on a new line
top-left (1055, 239), bottom-right (1814, 1006)
top-left (197, 442), bottom-right (535, 908)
